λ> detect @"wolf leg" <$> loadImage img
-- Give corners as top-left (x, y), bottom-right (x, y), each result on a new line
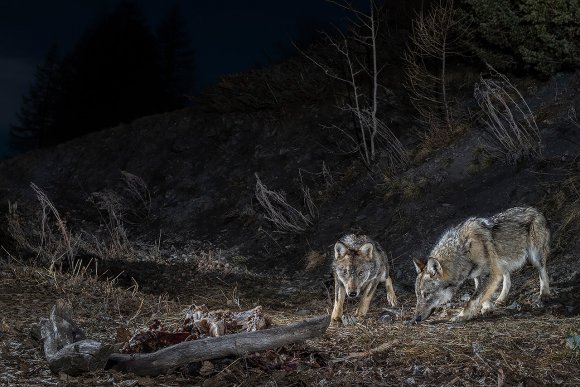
top-left (478, 269), bottom-right (502, 315)
top-left (495, 273), bottom-right (511, 305)
top-left (466, 277), bottom-right (480, 301)
top-left (456, 269), bottom-right (501, 320)
top-left (538, 266), bottom-right (551, 300)
top-left (331, 280), bottom-right (346, 322)
top-left (356, 281), bottom-right (379, 317)
top-left (475, 244), bottom-right (503, 316)
top-left (385, 277), bottom-right (398, 307)
top-left (529, 248), bottom-right (551, 300)
top-left (454, 276), bottom-right (485, 321)
top-left (528, 212), bottom-right (551, 300)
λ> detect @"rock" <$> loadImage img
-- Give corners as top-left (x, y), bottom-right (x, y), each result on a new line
top-left (565, 335), bottom-right (580, 351)
top-left (380, 308), bottom-right (402, 323)
top-left (341, 315), bottom-right (357, 326)
top-left (460, 293), bottom-right (471, 302)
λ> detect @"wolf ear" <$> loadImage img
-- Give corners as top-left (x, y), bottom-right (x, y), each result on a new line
top-left (359, 243), bottom-right (374, 259)
top-left (426, 258), bottom-right (442, 277)
top-left (413, 257), bottom-right (426, 273)
top-left (334, 242), bottom-right (347, 259)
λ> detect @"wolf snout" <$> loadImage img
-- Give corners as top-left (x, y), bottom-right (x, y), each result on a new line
top-left (347, 291), bottom-right (359, 298)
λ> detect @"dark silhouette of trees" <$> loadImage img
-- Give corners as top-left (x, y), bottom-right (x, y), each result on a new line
top-left (12, 0), bottom-right (195, 149)
top-left (51, 0), bottom-right (166, 144)
top-left (157, 5), bottom-right (196, 110)
top-left (11, 44), bottom-right (62, 150)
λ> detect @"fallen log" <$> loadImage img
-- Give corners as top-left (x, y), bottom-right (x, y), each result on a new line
top-left (106, 314), bottom-right (330, 376)
top-left (33, 300), bottom-right (330, 377)
top-left (35, 299), bottom-right (118, 376)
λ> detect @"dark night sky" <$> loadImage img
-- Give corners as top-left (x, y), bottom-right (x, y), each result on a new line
top-left (0, 0), bottom-right (367, 157)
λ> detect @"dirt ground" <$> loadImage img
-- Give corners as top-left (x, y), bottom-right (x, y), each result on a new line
top-left (1, 260), bottom-right (578, 387)
top-left (0, 70), bottom-right (578, 386)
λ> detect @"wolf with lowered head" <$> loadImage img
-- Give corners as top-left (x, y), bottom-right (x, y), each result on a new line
top-left (413, 207), bottom-right (551, 323)
top-left (331, 234), bottom-right (397, 322)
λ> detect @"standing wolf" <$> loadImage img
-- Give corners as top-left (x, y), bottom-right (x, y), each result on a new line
top-left (413, 207), bottom-right (551, 322)
top-left (331, 234), bottom-right (397, 322)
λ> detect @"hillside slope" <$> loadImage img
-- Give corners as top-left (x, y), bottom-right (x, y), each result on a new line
top-left (1, 72), bottom-right (578, 282)
top-left (0, 65), bottom-right (579, 385)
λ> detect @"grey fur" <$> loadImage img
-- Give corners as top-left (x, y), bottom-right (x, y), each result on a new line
top-left (331, 234), bottom-right (397, 322)
top-left (413, 207), bottom-right (551, 322)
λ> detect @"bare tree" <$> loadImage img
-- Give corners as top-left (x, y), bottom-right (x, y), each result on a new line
top-left (403, 0), bottom-right (469, 133)
top-left (299, 0), bottom-right (407, 172)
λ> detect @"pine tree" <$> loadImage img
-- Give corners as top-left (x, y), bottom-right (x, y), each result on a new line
top-left (12, 1), bottom-right (197, 149)
top-left (157, 5), bottom-right (195, 109)
top-left (52, 0), bottom-right (166, 143)
top-left (11, 44), bottom-right (62, 150)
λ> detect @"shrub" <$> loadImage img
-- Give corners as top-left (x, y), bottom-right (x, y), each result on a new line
top-left (254, 174), bottom-right (314, 234)
top-left (474, 68), bottom-right (542, 163)
top-left (462, 0), bottom-right (580, 74)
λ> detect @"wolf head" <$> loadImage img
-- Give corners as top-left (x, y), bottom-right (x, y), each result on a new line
top-left (412, 257), bottom-right (456, 322)
top-left (333, 241), bottom-right (377, 298)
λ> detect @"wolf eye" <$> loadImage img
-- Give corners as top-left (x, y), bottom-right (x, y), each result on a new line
top-left (358, 272), bottom-right (364, 278)
top-left (343, 269), bottom-right (348, 275)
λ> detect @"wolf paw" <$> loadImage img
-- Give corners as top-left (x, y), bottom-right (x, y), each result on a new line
top-left (341, 314), bottom-right (358, 326)
top-left (540, 292), bottom-right (552, 302)
top-left (481, 301), bottom-right (494, 314)
top-left (451, 310), bottom-right (472, 322)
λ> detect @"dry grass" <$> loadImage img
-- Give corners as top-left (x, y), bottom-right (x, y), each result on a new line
top-left (8, 173), bottom-right (162, 265)
top-left (7, 183), bottom-right (81, 268)
top-left (322, 161), bottom-right (335, 188)
top-left (120, 170), bottom-right (152, 220)
top-left (0, 260), bottom-right (191, 386)
top-left (467, 145), bottom-right (495, 175)
top-left (88, 190), bottom-right (135, 260)
top-left (413, 119), bottom-right (468, 163)
top-left (254, 173), bottom-right (314, 234)
top-left (311, 313), bottom-right (580, 386)
top-left (304, 250), bottom-right (327, 271)
top-left (474, 68), bottom-right (542, 164)
top-left (382, 175), bottom-right (428, 202)
top-left (569, 105), bottom-right (580, 129)
top-left (192, 249), bottom-right (243, 275)
top-left (1, 257), bottom-right (578, 386)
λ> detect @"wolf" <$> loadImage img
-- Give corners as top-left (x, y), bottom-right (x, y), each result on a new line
top-left (413, 207), bottom-right (551, 323)
top-left (331, 234), bottom-right (397, 322)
